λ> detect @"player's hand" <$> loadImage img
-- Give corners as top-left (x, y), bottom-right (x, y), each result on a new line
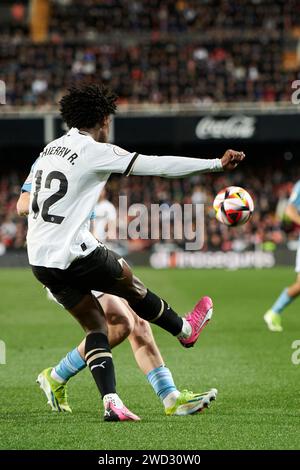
top-left (221, 150), bottom-right (245, 171)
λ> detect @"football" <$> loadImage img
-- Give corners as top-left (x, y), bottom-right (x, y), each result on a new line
top-left (213, 186), bottom-right (254, 226)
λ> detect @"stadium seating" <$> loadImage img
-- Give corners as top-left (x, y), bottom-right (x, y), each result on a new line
top-left (1, 0), bottom-right (299, 106)
top-left (1, 1), bottom-right (299, 252)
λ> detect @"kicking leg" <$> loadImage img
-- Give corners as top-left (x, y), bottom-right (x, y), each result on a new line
top-left (105, 256), bottom-right (213, 348)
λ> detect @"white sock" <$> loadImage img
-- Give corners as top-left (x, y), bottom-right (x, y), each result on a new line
top-left (50, 368), bottom-right (66, 384)
top-left (103, 393), bottom-right (123, 408)
top-left (163, 390), bottom-right (181, 409)
top-left (177, 318), bottom-right (192, 339)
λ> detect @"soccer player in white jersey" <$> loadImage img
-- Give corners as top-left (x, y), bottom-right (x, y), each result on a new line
top-left (264, 180), bottom-right (300, 332)
top-left (24, 84), bottom-right (245, 422)
top-left (17, 189), bottom-right (217, 416)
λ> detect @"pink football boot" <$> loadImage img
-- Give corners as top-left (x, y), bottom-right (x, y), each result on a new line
top-left (104, 395), bottom-right (141, 422)
top-left (179, 296), bottom-right (213, 348)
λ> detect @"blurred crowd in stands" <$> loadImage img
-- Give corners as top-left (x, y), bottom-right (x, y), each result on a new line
top-left (1, 166), bottom-right (299, 255)
top-left (49, 0), bottom-right (294, 35)
top-left (1, 1), bottom-right (300, 255)
top-left (1, 0), bottom-right (300, 106)
top-left (0, 172), bottom-right (26, 255)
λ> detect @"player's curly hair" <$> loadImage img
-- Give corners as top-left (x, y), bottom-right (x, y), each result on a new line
top-left (59, 83), bottom-right (118, 129)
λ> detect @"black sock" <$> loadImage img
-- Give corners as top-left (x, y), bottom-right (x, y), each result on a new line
top-left (129, 289), bottom-right (183, 336)
top-left (85, 332), bottom-right (116, 398)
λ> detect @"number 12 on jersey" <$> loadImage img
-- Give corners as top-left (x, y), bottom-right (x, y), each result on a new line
top-left (32, 170), bottom-right (68, 224)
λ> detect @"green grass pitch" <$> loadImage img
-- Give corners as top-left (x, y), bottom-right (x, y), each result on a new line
top-left (0, 267), bottom-right (299, 450)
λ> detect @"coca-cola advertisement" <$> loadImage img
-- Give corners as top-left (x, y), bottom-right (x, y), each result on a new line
top-left (195, 116), bottom-right (256, 140)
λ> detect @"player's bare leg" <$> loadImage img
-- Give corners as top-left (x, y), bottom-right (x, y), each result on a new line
top-left (105, 257), bottom-right (213, 348)
top-left (287, 275), bottom-right (300, 298)
top-left (264, 273), bottom-right (300, 332)
top-left (125, 301), bottom-right (217, 415)
top-left (100, 294), bottom-right (135, 347)
top-left (74, 297), bottom-right (135, 357)
top-left (128, 314), bottom-right (163, 375)
top-left (38, 293), bottom-right (139, 421)
top-left (43, 295), bottom-right (217, 415)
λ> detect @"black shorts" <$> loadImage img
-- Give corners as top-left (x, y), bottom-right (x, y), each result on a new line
top-left (31, 246), bottom-right (124, 310)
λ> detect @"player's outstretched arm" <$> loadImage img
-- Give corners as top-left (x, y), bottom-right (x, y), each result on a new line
top-left (129, 149), bottom-right (245, 178)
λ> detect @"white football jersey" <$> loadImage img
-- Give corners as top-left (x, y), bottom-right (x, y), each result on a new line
top-left (27, 128), bottom-right (136, 268)
top-left (26, 127), bottom-right (223, 269)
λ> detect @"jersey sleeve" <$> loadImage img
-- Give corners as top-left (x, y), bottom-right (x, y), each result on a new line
top-left (90, 210), bottom-right (96, 220)
top-left (289, 181), bottom-right (300, 211)
top-left (85, 141), bottom-right (223, 177)
top-left (84, 142), bottom-right (138, 175)
top-left (21, 159), bottom-right (39, 193)
top-left (130, 154), bottom-right (223, 177)
top-left (21, 167), bottom-right (34, 193)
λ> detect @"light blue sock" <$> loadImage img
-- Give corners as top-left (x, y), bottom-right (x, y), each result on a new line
top-left (54, 348), bottom-right (86, 382)
top-left (271, 288), bottom-right (293, 314)
top-left (147, 366), bottom-right (177, 401)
